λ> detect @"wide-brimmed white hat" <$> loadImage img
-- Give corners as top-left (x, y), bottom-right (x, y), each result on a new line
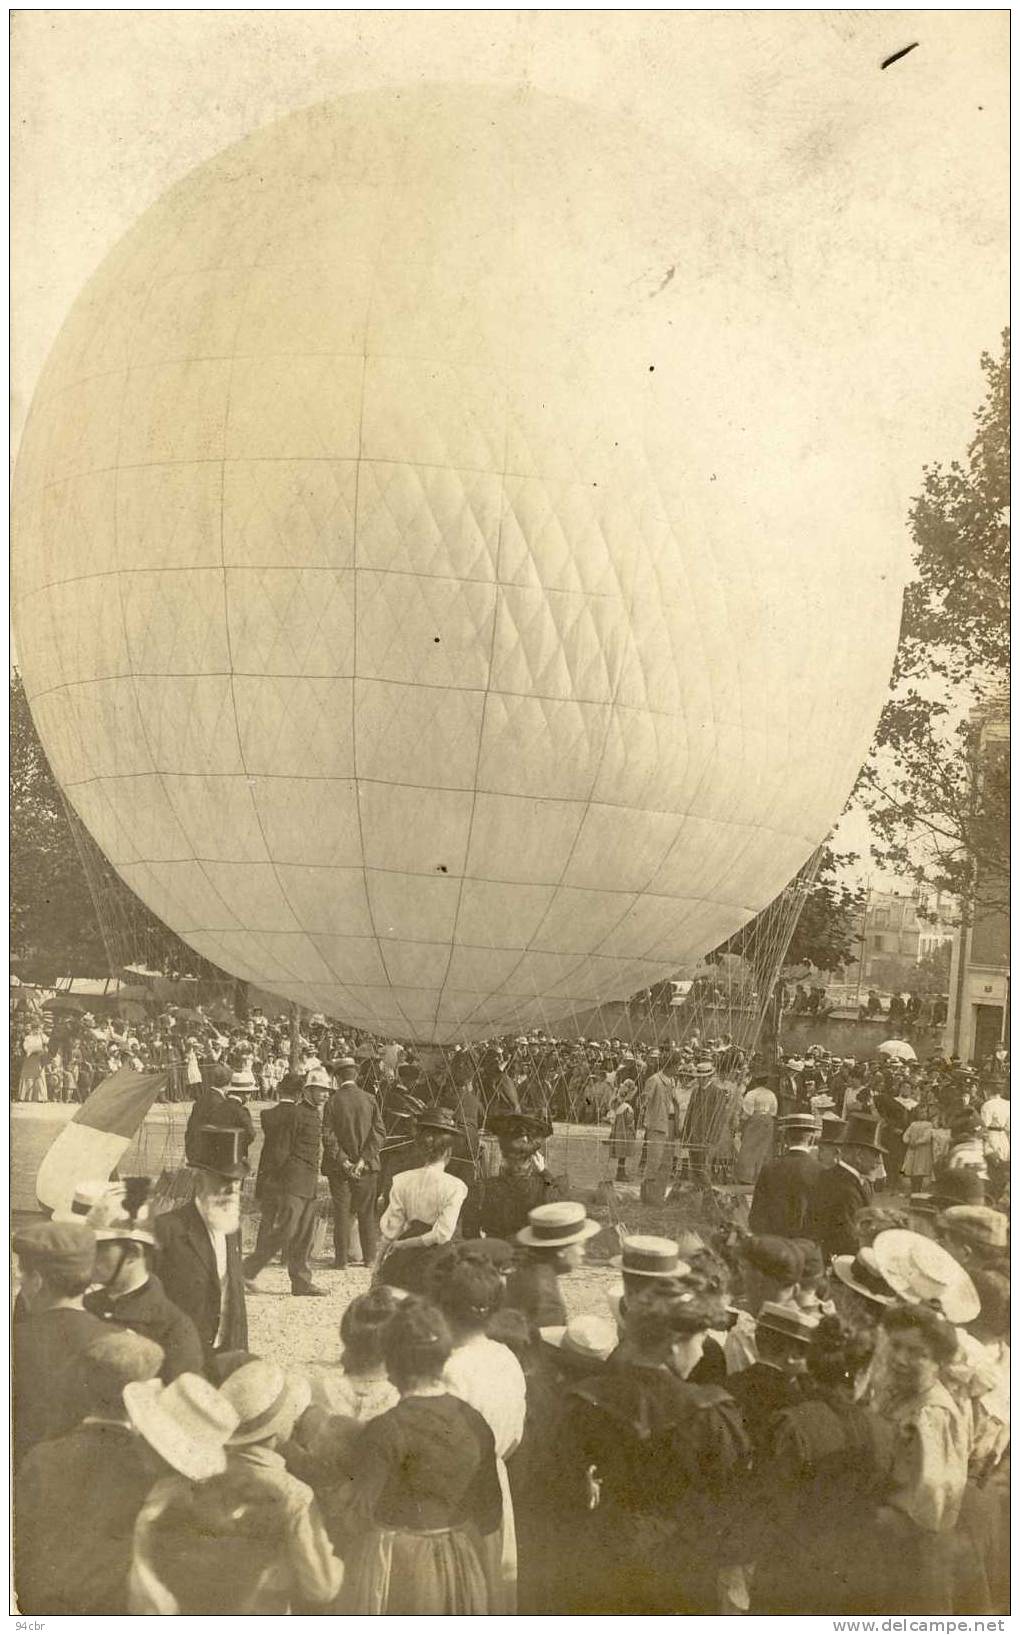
top-left (516, 1200), bottom-right (600, 1248)
top-left (124, 1373), bottom-right (238, 1480)
top-left (539, 1315), bottom-right (617, 1362)
top-left (219, 1360), bottom-right (311, 1446)
top-left (872, 1229), bottom-right (980, 1324)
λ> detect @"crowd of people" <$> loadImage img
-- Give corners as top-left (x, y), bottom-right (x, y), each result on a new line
top-left (12, 1022), bottom-right (1010, 1617)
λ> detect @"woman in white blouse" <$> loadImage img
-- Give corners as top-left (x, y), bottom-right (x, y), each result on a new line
top-left (432, 1252), bottom-right (527, 1614)
top-left (372, 1110), bottom-right (468, 1294)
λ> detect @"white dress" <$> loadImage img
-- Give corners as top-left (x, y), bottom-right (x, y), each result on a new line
top-left (444, 1334), bottom-right (526, 1614)
top-left (980, 1095), bottom-right (1010, 1163)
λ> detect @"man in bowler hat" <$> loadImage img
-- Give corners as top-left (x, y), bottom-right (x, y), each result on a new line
top-left (749, 1112), bottom-right (821, 1236)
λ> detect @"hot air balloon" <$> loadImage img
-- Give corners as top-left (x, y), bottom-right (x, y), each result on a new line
top-left (12, 85), bottom-right (907, 1043)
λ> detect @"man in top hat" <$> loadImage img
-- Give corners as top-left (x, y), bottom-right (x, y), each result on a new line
top-left (154, 1127), bottom-right (250, 1362)
top-left (749, 1113), bottom-right (821, 1237)
top-left (184, 1061), bottom-right (254, 1166)
top-left (14, 1330), bottom-right (166, 1614)
top-left (806, 1112), bottom-right (887, 1261)
top-left (816, 1113), bottom-right (847, 1170)
top-left (12, 1219), bottom-right (108, 1463)
top-left (321, 1056), bottom-right (386, 1269)
top-left (243, 1069), bottom-right (330, 1297)
top-left (84, 1181), bottom-right (204, 1381)
top-left (461, 1109), bottom-right (564, 1241)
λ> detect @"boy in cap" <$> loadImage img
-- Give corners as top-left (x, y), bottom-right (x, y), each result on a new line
top-left (14, 1330), bottom-right (165, 1613)
top-left (12, 1219), bottom-right (107, 1463)
top-left (84, 1180), bottom-right (204, 1381)
top-left (154, 1127), bottom-right (250, 1361)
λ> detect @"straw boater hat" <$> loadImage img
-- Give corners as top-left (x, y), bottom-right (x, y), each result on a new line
top-left (610, 1235), bottom-right (690, 1279)
top-left (755, 1302), bottom-right (821, 1344)
top-left (872, 1229), bottom-right (980, 1324)
top-left (219, 1360), bottom-right (311, 1446)
top-left (123, 1373), bottom-right (239, 1481)
top-left (516, 1200), bottom-right (600, 1248)
top-left (780, 1112), bottom-right (818, 1135)
top-left (831, 1247), bottom-right (898, 1307)
top-left (539, 1315), bottom-right (618, 1362)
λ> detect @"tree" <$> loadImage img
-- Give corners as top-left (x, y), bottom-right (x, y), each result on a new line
top-left (11, 670), bottom-right (112, 978)
top-left (855, 332), bottom-right (1009, 913)
top-left (10, 671), bottom-right (230, 984)
top-left (708, 846), bottom-right (865, 986)
top-left (907, 941), bottom-right (952, 999)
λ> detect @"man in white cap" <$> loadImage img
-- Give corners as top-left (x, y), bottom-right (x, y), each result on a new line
top-left (84, 1180), bottom-right (203, 1381)
top-left (243, 1070), bottom-right (330, 1297)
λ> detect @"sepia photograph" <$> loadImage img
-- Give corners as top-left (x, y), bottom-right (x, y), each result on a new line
top-left (9, 8), bottom-right (1009, 1620)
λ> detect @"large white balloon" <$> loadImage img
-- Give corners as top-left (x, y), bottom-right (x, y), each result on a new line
top-left (12, 85), bottom-right (907, 1042)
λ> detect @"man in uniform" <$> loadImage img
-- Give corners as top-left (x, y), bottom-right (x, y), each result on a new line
top-left (460, 1110), bottom-right (563, 1239)
top-left (749, 1111), bottom-right (821, 1236)
top-left (154, 1125), bottom-right (250, 1362)
top-left (84, 1179), bottom-right (203, 1380)
top-left (242, 1068), bottom-right (330, 1297)
top-left (321, 1056), bottom-right (385, 1268)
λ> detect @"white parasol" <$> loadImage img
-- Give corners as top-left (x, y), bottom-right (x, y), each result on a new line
top-left (877, 1039), bottom-right (917, 1062)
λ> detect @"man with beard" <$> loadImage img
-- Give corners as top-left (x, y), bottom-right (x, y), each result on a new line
top-left (460, 1110), bottom-right (563, 1240)
top-left (154, 1126), bottom-right (250, 1364)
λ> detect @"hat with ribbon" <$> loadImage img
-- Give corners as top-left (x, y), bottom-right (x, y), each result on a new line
top-left (831, 1247), bottom-right (899, 1307)
top-left (416, 1106), bottom-right (461, 1136)
top-left (539, 1315), bottom-right (618, 1362)
top-left (937, 1205), bottom-right (1009, 1252)
top-left (86, 1178), bottom-right (158, 1247)
top-left (872, 1229), bottom-right (980, 1324)
top-left (609, 1235), bottom-right (691, 1279)
top-left (487, 1109), bottom-right (553, 1141)
top-left (188, 1126), bottom-right (250, 1180)
top-left (516, 1200), bottom-right (600, 1248)
top-left (219, 1360), bottom-right (312, 1446)
top-left (123, 1372), bottom-right (238, 1480)
top-left (693, 1061), bottom-right (715, 1077)
top-left (59, 1180), bottom-right (111, 1219)
top-left (756, 1302), bottom-right (821, 1344)
top-left (780, 1112), bottom-right (818, 1134)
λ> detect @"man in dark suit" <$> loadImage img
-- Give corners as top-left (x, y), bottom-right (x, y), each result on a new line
top-left (184, 1061), bottom-right (254, 1164)
top-left (321, 1057), bottom-right (385, 1268)
top-left (807, 1113), bottom-right (887, 1261)
top-left (749, 1112), bottom-right (821, 1236)
top-left (153, 1126), bottom-right (249, 1364)
top-left (727, 1301), bottom-right (819, 1452)
top-left (248, 1070), bottom-right (302, 1269)
top-left (242, 1069), bottom-right (330, 1296)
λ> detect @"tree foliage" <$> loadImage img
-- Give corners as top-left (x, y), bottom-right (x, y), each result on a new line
top-left (856, 332), bottom-right (1009, 913)
top-left (709, 847), bottom-right (865, 982)
top-left (10, 671), bottom-right (227, 983)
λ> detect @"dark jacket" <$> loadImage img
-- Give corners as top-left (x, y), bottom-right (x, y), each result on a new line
top-left (727, 1362), bottom-right (803, 1454)
top-left (184, 1088), bottom-right (254, 1164)
top-left (84, 1272), bottom-right (204, 1382)
top-left (271, 1097), bottom-right (323, 1198)
top-left (153, 1201), bottom-right (247, 1359)
top-left (806, 1162), bottom-right (871, 1261)
top-left (13, 1305), bottom-right (110, 1466)
top-left (15, 1421), bottom-right (159, 1614)
top-left (505, 1257), bottom-right (568, 1328)
top-left (461, 1166), bottom-right (564, 1241)
top-left (254, 1100), bottom-right (298, 1198)
top-left (322, 1085), bottom-right (386, 1175)
top-left (749, 1148), bottom-right (821, 1237)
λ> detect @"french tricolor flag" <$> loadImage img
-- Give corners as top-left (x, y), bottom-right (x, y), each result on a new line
top-left (35, 1067), bottom-right (169, 1216)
